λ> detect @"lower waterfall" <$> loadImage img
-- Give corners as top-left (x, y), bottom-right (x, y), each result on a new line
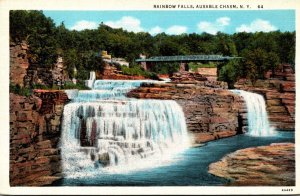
top-left (232, 90), bottom-right (275, 136)
top-left (61, 80), bottom-right (190, 177)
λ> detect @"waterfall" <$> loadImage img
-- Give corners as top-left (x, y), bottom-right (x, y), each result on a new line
top-left (85, 71), bottom-right (96, 89)
top-left (61, 79), bottom-right (190, 177)
top-left (232, 90), bottom-right (275, 136)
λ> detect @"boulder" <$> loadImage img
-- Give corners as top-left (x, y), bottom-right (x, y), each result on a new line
top-left (208, 143), bottom-right (295, 186)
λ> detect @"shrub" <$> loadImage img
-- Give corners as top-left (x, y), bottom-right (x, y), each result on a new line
top-left (120, 65), bottom-right (159, 80)
top-left (62, 80), bottom-right (90, 90)
top-left (9, 84), bottom-right (31, 97)
top-left (189, 62), bottom-right (216, 72)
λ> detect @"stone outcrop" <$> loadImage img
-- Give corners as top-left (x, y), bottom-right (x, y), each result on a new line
top-left (170, 71), bottom-right (207, 83)
top-left (208, 143), bottom-right (295, 186)
top-left (235, 64), bottom-right (295, 130)
top-left (24, 63), bottom-right (54, 87)
top-left (197, 68), bottom-right (217, 81)
top-left (52, 57), bottom-right (67, 86)
top-left (10, 41), bottom-right (30, 87)
top-left (10, 41), bottom-right (67, 88)
top-left (127, 81), bottom-right (246, 143)
top-left (10, 91), bottom-right (69, 186)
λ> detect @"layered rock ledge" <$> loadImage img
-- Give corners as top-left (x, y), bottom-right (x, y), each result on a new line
top-left (10, 90), bottom-right (69, 186)
top-left (208, 143), bottom-right (295, 186)
top-left (127, 81), bottom-right (246, 143)
top-left (235, 64), bottom-right (295, 130)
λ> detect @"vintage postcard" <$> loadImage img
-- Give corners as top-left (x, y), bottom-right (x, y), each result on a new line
top-left (0, 0), bottom-right (299, 195)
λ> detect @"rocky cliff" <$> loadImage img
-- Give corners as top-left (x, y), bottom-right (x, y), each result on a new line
top-left (235, 64), bottom-right (295, 130)
top-left (10, 91), bottom-right (69, 186)
top-left (10, 41), bottom-right (67, 88)
top-left (128, 80), bottom-right (246, 143)
top-left (10, 41), bottom-right (30, 87)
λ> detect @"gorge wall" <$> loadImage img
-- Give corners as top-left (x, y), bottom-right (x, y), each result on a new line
top-left (10, 41), bottom-right (30, 87)
top-left (128, 78), bottom-right (246, 143)
top-left (10, 41), bottom-right (66, 88)
top-left (10, 91), bottom-right (69, 186)
top-left (235, 64), bottom-right (295, 130)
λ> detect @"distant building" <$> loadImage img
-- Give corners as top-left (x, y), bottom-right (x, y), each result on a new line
top-left (101, 50), bottom-right (111, 60)
top-left (111, 58), bottom-right (129, 67)
top-left (101, 50), bottom-right (129, 67)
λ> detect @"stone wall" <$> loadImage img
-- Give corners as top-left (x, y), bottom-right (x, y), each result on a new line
top-left (10, 91), bottom-right (69, 186)
top-left (128, 81), bottom-right (246, 143)
top-left (10, 41), bottom-right (30, 87)
top-left (234, 64), bottom-right (295, 130)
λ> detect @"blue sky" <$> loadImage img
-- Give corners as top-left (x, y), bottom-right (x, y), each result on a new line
top-left (43, 10), bottom-right (295, 35)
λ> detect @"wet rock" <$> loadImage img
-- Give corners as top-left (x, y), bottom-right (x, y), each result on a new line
top-left (98, 153), bottom-right (110, 167)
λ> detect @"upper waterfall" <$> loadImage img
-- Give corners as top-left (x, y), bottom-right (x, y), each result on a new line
top-left (231, 90), bottom-right (275, 136)
top-left (85, 71), bottom-right (96, 89)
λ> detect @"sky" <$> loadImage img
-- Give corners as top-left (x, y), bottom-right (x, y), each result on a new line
top-left (43, 10), bottom-right (295, 35)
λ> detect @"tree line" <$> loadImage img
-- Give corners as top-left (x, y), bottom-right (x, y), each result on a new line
top-left (10, 10), bottom-right (295, 87)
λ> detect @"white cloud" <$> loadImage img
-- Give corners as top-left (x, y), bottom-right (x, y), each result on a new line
top-left (149, 26), bottom-right (163, 35)
top-left (165, 25), bottom-right (187, 35)
top-left (216, 17), bottom-right (231, 26)
top-left (236, 19), bottom-right (277, 33)
top-left (104, 16), bottom-right (144, 33)
top-left (197, 17), bottom-right (231, 35)
top-left (70, 20), bottom-right (98, 31)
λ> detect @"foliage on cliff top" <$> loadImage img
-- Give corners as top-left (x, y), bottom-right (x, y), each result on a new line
top-left (10, 84), bottom-right (31, 97)
top-left (189, 62), bottom-right (217, 72)
top-left (10, 10), bottom-right (295, 86)
top-left (10, 80), bottom-right (90, 96)
top-left (120, 65), bottom-right (159, 80)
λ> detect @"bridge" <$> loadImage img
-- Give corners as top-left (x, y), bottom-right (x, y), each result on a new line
top-left (136, 55), bottom-right (241, 71)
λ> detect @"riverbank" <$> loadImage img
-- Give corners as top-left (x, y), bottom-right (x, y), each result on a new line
top-left (55, 132), bottom-right (294, 186)
top-left (208, 142), bottom-right (295, 186)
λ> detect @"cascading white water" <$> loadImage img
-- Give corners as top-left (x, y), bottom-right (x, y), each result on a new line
top-left (61, 78), bottom-right (190, 177)
top-left (85, 71), bottom-right (96, 89)
top-left (231, 90), bottom-right (275, 136)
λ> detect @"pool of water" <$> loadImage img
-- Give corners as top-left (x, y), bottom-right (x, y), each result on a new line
top-left (54, 131), bottom-right (294, 186)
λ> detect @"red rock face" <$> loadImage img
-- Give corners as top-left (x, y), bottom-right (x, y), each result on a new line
top-left (127, 82), bottom-right (246, 144)
top-left (96, 63), bottom-right (149, 80)
top-left (208, 143), bottom-right (295, 186)
top-left (10, 41), bottom-right (68, 88)
top-left (234, 64), bottom-right (295, 130)
top-left (10, 41), bottom-right (30, 87)
top-left (10, 91), bottom-right (69, 186)
top-left (170, 71), bottom-right (208, 82)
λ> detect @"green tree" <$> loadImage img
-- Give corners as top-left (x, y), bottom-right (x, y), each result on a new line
top-left (240, 48), bottom-right (279, 84)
